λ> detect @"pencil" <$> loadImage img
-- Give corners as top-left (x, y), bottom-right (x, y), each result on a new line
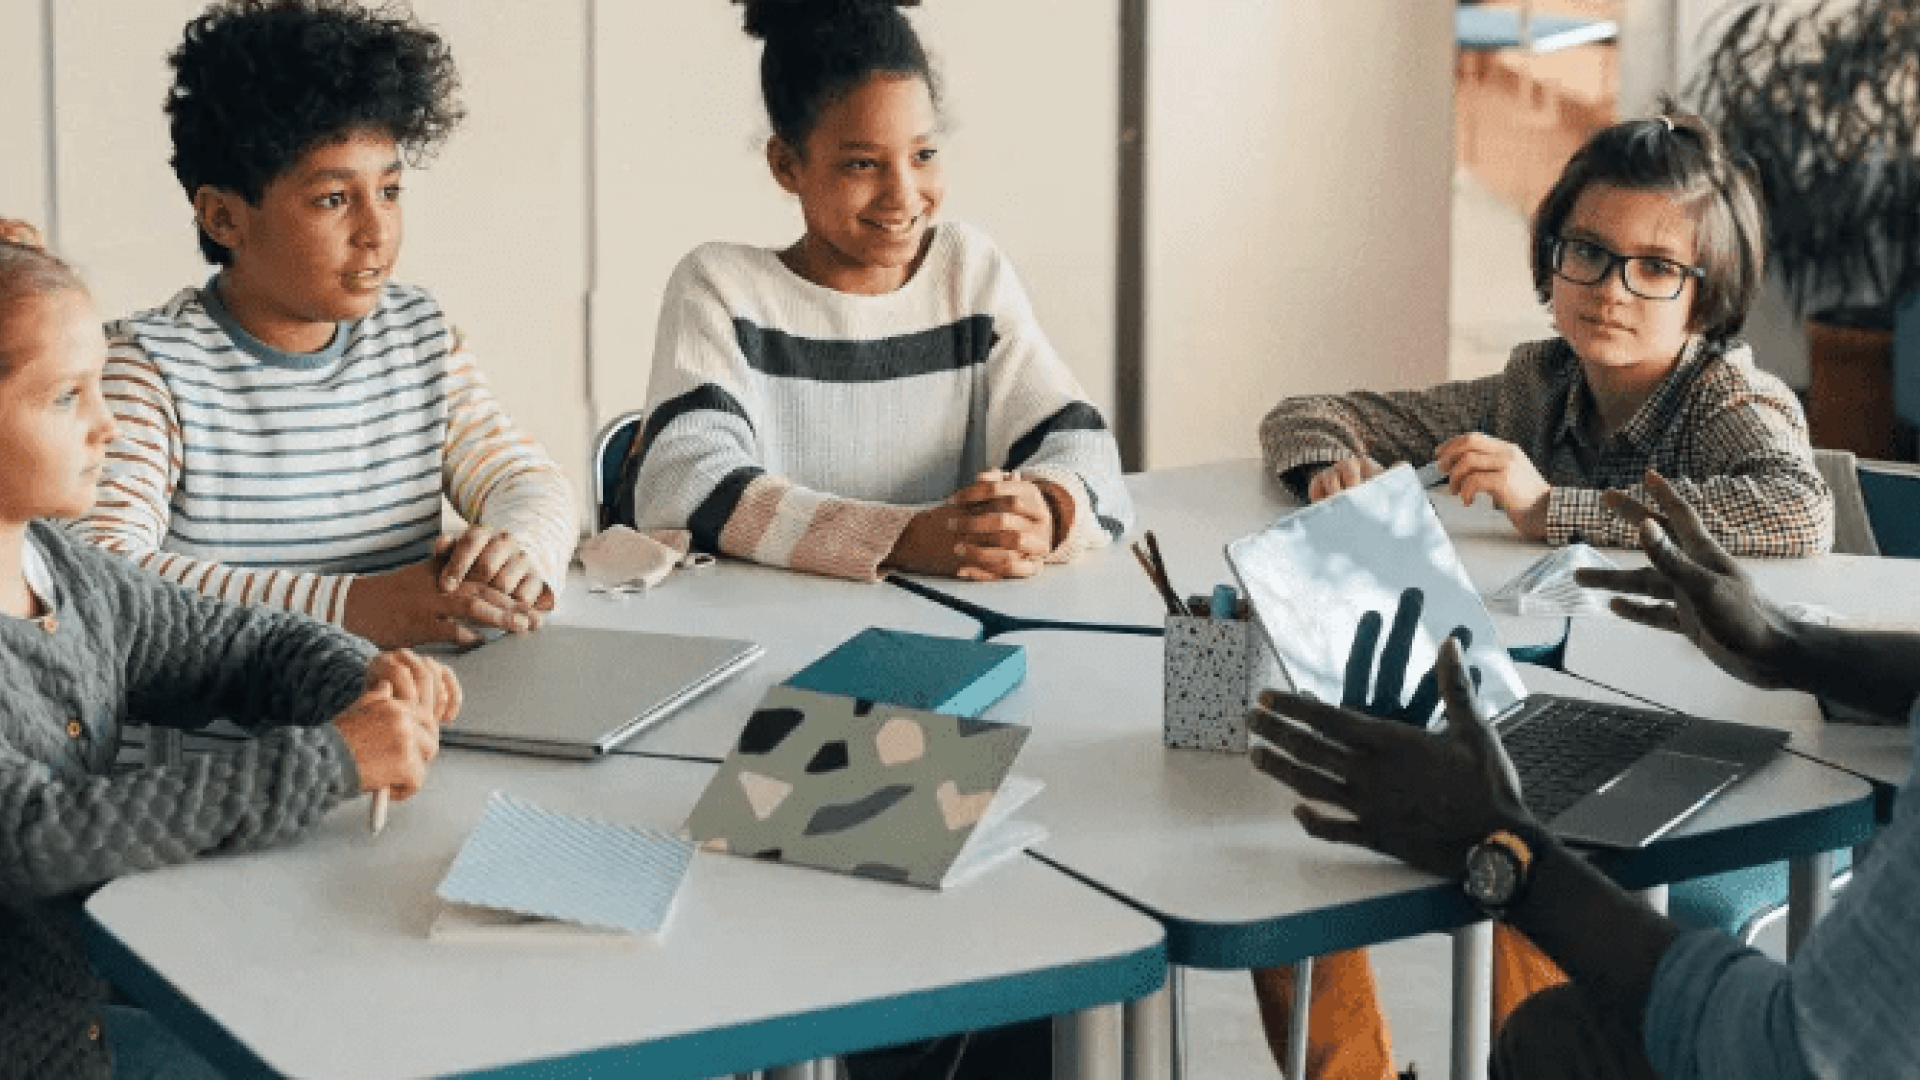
top-left (370, 788), bottom-right (390, 836)
top-left (1130, 540), bottom-right (1185, 616)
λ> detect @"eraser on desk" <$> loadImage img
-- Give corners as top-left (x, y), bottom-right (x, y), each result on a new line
top-left (784, 628), bottom-right (1026, 718)
top-left (1415, 461), bottom-right (1446, 488)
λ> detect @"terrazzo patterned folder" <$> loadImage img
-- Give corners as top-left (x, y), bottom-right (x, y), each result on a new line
top-left (684, 686), bottom-right (1044, 889)
top-left (433, 792), bottom-right (696, 941)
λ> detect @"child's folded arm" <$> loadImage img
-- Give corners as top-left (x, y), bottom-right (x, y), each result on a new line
top-left (0, 727), bottom-right (357, 901)
top-left (439, 347), bottom-right (579, 593)
top-left (1258, 375), bottom-right (1505, 490)
top-left (975, 247), bottom-right (1133, 558)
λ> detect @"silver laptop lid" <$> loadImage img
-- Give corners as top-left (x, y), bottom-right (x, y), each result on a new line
top-left (1225, 464), bottom-right (1528, 725)
top-left (439, 626), bottom-right (763, 757)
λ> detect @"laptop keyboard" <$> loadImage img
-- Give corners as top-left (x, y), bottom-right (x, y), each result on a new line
top-left (1498, 697), bottom-right (1692, 822)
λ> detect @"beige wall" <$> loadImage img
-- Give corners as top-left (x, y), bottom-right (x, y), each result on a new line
top-left (1143, 1), bottom-right (1456, 467)
top-left (0, 0), bottom-right (49, 233)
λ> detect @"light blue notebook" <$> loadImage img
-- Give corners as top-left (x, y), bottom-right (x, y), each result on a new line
top-left (433, 792), bottom-right (695, 941)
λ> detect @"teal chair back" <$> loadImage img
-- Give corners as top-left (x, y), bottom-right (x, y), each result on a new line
top-left (592, 409), bottom-right (647, 533)
top-left (1858, 460), bottom-right (1920, 558)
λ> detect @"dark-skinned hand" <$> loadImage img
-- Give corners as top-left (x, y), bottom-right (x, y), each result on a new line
top-left (1572, 469), bottom-right (1801, 691)
top-left (1344, 586), bottom-right (1481, 728)
top-left (1249, 637), bottom-right (1532, 880)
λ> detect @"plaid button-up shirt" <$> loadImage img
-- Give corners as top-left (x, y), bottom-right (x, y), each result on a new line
top-left (1259, 337), bottom-right (1832, 556)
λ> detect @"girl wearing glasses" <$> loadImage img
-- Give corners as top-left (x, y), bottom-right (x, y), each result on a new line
top-left (1260, 108), bottom-right (1830, 561)
top-left (1251, 108), bottom-right (1831, 1080)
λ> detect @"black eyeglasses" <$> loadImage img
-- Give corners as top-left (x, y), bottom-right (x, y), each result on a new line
top-left (1551, 237), bottom-right (1704, 301)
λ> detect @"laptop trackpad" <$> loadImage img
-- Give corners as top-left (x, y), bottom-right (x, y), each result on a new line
top-left (1550, 753), bottom-right (1745, 849)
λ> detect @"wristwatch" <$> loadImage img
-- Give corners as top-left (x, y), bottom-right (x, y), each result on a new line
top-left (1463, 829), bottom-right (1536, 918)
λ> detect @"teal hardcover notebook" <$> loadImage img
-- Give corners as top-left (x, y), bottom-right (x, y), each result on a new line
top-left (783, 628), bottom-right (1026, 718)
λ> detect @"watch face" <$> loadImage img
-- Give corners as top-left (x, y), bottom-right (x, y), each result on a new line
top-left (1466, 845), bottom-right (1519, 907)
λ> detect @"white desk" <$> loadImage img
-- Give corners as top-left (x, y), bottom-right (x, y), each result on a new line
top-left (84, 752), bottom-right (1166, 1079)
top-left (554, 558), bottom-right (980, 761)
top-left (1562, 558), bottom-right (1919, 794)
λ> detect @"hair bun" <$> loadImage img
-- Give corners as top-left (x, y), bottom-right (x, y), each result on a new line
top-left (739, 0), bottom-right (920, 41)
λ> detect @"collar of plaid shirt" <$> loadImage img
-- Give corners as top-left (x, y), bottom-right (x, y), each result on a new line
top-left (1554, 335), bottom-right (1711, 456)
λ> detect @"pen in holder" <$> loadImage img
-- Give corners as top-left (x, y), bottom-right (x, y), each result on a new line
top-left (1163, 602), bottom-right (1284, 754)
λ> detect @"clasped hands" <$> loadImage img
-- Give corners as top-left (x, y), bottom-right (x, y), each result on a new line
top-left (889, 470), bottom-right (1069, 581)
top-left (333, 648), bottom-right (461, 802)
top-left (343, 526), bottom-right (555, 649)
top-left (1310, 433), bottom-right (1553, 539)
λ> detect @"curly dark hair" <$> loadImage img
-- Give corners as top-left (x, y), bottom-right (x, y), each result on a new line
top-left (1531, 101), bottom-right (1766, 347)
top-left (736, 0), bottom-right (938, 153)
top-left (166, 0), bottom-right (465, 264)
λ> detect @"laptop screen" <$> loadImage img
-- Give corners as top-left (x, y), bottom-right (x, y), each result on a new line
top-left (1225, 465), bottom-right (1528, 726)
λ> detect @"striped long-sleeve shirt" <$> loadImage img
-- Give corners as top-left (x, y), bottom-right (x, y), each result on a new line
top-left (1258, 337), bottom-right (1833, 557)
top-left (628, 220), bottom-right (1133, 581)
top-left (73, 280), bottom-right (577, 624)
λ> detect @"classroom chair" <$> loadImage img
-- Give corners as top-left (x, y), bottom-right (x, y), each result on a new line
top-left (1857, 457), bottom-right (1920, 558)
top-left (591, 407), bottom-right (647, 534)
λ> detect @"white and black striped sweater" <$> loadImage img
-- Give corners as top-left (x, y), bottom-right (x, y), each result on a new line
top-left (627, 220), bottom-right (1132, 581)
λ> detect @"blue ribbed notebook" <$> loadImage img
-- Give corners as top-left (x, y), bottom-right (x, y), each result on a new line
top-left (783, 628), bottom-right (1025, 718)
top-left (433, 792), bottom-right (695, 941)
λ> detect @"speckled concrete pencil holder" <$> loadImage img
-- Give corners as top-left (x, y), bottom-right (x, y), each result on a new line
top-left (1163, 614), bottom-right (1284, 753)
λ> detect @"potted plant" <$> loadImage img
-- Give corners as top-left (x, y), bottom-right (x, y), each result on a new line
top-left (1691, 0), bottom-right (1920, 459)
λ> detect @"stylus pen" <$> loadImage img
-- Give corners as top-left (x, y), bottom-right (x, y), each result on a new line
top-left (370, 788), bottom-right (390, 836)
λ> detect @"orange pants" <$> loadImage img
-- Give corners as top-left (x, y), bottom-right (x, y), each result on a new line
top-left (1250, 926), bottom-right (1567, 1080)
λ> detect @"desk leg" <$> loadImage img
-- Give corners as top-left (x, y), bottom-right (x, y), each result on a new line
top-left (1054, 1003), bottom-right (1125, 1080)
top-left (1123, 981), bottom-right (1171, 1080)
top-left (1451, 923), bottom-right (1492, 1080)
top-left (1167, 965), bottom-right (1188, 1080)
top-left (1788, 851), bottom-right (1835, 958)
top-left (1284, 957), bottom-right (1313, 1080)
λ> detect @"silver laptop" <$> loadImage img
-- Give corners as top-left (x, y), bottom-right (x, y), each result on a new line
top-left (435, 626), bottom-right (763, 760)
top-left (1225, 464), bottom-right (1785, 849)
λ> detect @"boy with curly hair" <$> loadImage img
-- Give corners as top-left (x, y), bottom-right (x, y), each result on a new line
top-left (71, 0), bottom-right (577, 650)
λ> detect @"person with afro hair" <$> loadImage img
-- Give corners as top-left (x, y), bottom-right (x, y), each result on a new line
top-left (71, 0), bottom-right (577, 651)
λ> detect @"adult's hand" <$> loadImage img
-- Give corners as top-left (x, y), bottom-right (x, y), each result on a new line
top-left (332, 685), bottom-right (439, 801)
top-left (1435, 433), bottom-right (1552, 540)
top-left (342, 558), bottom-right (537, 650)
top-left (1249, 638), bottom-right (1531, 879)
top-left (364, 648), bottom-right (462, 731)
top-left (1308, 456), bottom-right (1384, 502)
top-left (1342, 586), bottom-right (1481, 728)
top-left (437, 528), bottom-right (554, 613)
top-left (1573, 470), bottom-right (1799, 691)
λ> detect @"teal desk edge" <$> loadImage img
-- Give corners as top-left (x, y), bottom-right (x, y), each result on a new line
top-left (81, 897), bottom-right (1166, 1080)
top-left (1039, 787), bottom-right (1875, 971)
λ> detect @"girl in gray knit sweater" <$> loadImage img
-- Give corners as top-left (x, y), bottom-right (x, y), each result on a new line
top-left (0, 239), bottom-right (458, 1077)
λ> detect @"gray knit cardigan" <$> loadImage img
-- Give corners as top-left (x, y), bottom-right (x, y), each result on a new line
top-left (1, 521), bottom-right (371, 1079)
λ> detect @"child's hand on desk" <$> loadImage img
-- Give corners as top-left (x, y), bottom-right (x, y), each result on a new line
top-left (1308, 456), bottom-right (1384, 501)
top-left (1435, 433), bottom-right (1552, 540)
top-left (435, 527), bottom-right (556, 613)
top-left (343, 558), bottom-right (540, 650)
top-left (365, 648), bottom-right (463, 730)
top-left (333, 684), bottom-right (440, 802)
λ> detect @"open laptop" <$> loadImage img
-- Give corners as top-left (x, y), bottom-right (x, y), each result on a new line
top-left (435, 626), bottom-right (763, 760)
top-left (1225, 464), bottom-right (1786, 849)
